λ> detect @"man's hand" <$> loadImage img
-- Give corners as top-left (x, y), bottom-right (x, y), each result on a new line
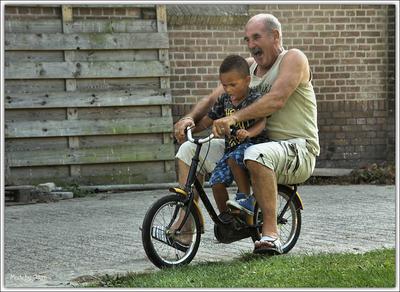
top-left (174, 117), bottom-right (194, 144)
top-left (212, 116), bottom-right (237, 137)
top-left (236, 129), bottom-right (250, 141)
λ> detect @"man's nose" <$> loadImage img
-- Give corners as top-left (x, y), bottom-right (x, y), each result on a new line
top-left (247, 39), bottom-right (256, 49)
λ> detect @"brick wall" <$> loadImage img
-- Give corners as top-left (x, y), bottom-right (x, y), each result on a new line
top-left (168, 4), bottom-right (396, 169)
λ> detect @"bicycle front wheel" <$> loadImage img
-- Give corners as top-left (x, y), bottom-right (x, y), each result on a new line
top-left (252, 186), bottom-right (302, 253)
top-left (141, 195), bottom-right (201, 268)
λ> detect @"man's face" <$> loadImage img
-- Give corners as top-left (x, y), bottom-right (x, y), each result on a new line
top-left (244, 20), bottom-right (277, 68)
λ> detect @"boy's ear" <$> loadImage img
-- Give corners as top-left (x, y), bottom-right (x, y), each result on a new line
top-left (245, 75), bottom-right (251, 83)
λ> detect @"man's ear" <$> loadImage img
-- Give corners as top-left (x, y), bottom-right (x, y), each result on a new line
top-left (272, 29), bottom-right (280, 44)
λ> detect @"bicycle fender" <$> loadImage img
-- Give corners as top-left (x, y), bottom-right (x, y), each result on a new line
top-left (278, 185), bottom-right (304, 210)
top-left (294, 192), bottom-right (304, 210)
top-left (169, 187), bottom-right (205, 232)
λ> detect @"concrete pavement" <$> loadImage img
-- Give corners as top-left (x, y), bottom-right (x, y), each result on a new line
top-left (2, 184), bottom-right (397, 288)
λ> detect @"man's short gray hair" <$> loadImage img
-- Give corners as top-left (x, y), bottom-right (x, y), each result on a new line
top-left (248, 14), bottom-right (283, 46)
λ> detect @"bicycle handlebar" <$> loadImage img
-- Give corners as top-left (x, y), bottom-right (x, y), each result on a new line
top-left (186, 127), bottom-right (214, 144)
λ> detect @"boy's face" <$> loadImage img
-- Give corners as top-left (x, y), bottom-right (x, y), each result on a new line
top-left (220, 70), bottom-right (251, 104)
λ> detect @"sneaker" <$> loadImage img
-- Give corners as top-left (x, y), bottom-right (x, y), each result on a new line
top-left (234, 192), bottom-right (247, 201)
top-left (226, 195), bottom-right (256, 216)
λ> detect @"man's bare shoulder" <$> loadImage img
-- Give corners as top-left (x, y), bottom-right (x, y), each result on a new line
top-left (282, 49), bottom-right (310, 83)
top-left (246, 57), bottom-right (255, 66)
top-left (284, 48), bottom-right (309, 63)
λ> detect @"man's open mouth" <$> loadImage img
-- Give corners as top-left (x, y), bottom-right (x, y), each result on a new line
top-left (251, 48), bottom-right (263, 58)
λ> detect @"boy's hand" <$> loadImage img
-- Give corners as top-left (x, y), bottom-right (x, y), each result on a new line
top-left (236, 129), bottom-right (250, 141)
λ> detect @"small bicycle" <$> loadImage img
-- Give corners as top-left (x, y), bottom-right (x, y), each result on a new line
top-left (141, 127), bottom-right (304, 269)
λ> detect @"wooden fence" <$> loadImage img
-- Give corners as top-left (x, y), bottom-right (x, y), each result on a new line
top-left (4, 4), bottom-right (176, 185)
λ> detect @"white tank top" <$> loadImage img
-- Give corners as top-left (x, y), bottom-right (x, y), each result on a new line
top-left (249, 50), bottom-right (320, 156)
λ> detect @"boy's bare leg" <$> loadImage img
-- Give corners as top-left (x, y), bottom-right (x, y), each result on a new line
top-left (211, 183), bottom-right (229, 213)
top-left (227, 158), bottom-right (250, 195)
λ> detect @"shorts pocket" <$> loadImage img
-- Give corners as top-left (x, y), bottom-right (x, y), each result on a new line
top-left (281, 142), bottom-right (300, 176)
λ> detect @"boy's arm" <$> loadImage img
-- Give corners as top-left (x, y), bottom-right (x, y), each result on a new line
top-left (245, 118), bottom-right (266, 138)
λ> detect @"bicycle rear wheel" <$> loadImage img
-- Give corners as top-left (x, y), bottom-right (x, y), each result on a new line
top-left (252, 186), bottom-right (302, 253)
top-left (141, 195), bottom-right (201, 268)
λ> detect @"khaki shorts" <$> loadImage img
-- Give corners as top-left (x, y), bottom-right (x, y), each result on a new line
top-left (175, 139), bottom-right (225, 176)
top-left (244, 139), bottom-right (316, 185)
top-left (176, 138), bottom-right (316, 184)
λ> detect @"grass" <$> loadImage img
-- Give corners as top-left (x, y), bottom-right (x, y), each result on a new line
top-left (85, 248), bottom-right (396, 288)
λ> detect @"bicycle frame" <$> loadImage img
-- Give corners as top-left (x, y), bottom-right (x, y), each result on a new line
top-left (170, 127), bottom-right (304, 234)
top-left (171, 136), bottom-right (227, 233)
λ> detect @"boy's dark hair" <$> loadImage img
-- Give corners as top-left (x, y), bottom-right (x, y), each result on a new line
top-left (219, 55), bottom-right (250, 77)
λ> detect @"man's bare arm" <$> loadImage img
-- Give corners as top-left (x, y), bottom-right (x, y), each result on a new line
top-left (174, 84), bottom-right (224, 143)
top-left (188, 85), bottom-right (224, 122)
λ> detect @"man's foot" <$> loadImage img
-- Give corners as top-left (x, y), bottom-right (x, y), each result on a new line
top-left (170, 219), bottom-right (194, 246)
top-left (226, 194), bottom-right (256, 215)
top-left (253, 236), bottom-right (283, 255)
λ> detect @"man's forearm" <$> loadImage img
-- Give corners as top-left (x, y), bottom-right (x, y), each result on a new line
top-left (184, 85), bottom-right (224, 123)
top-left (234, 92), bottom-right (282, 123)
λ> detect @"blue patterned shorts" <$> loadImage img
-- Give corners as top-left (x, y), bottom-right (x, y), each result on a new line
top-left (209, 142), bottom-right (253, 187)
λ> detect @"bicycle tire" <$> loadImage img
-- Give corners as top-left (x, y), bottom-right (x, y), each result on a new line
top-left (141, 194), bottom-right (201, 268)
top-left (252, 185), bottom-right (302, 253)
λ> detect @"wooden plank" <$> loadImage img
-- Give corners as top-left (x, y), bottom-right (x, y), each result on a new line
top-left (5, 51), bottom-right (65, 63)
top-left (4, 19), bottom-right (62, 33)
top-left (5, 116), bottom-right (173, 138)
top-left (5, 89), bottom-right (172, 109)
top-left (79, 133), bottom-right (163, 148)
top-left (5, 32), bottom-right (169, 50)
top-left (6, 137), bottom-right (68, 152)
top-left (62, 4), bottom-right (80, 176)
top-left (8, 168), bottom-right (176, 185)
top-left (5, 60), bottom-right (169, 79)
top-left (7, 143), bottom-right (175, 167)
top-left (157, 5), bottom-right (173, 174)
top-left (75, 78), bottom-right (160, 91)
top-left (72, 50), bottom-right (158, 62)
top-left (4, 19), bottom-right (156, 33)
top-left (5, 108), bottom-right (66, 122)
top-left (77, 106), bottom-right (161, 120)
top-left (5, 79), bottom-right (66, 94)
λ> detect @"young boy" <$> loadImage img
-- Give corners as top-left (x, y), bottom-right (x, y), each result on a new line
top-left (192, 54), bottom-right (268, 216)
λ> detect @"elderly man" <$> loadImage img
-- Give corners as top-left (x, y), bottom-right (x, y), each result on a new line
top-left (174, 13), bottom-right (319, 254)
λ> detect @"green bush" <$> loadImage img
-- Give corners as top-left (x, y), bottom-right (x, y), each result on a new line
top-left (349, 162), bottom-right (396, 185)
top-left (305, 162), bottom-right (395, 185)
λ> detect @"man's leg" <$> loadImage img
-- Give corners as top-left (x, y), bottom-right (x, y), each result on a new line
top-left (172, 139), bottom-right (224, 244)
top-left (177, 159), bottom-right (203, 200)
top-left (246, 160), bottom-right (278, 238)
top-left (172, 159), bottom-right (203, 245)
